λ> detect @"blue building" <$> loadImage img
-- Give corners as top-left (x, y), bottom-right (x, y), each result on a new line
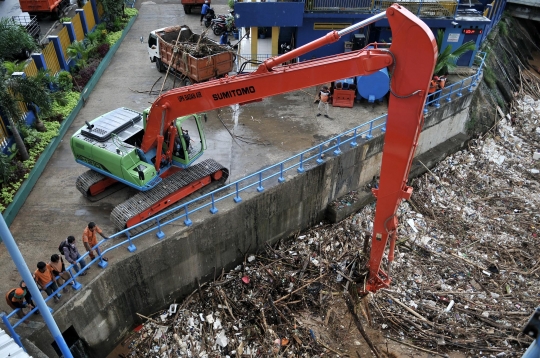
top-left (234, 0), bottom-right (506, 68)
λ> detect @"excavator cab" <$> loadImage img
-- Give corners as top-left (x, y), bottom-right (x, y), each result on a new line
top-left (170, 114), bottom-right (207, 167)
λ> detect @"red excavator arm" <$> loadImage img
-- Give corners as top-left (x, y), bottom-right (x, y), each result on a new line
top-left (141, 4), bottom-right (437, 292)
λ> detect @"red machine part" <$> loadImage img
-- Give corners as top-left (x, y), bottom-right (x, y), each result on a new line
top-left (140, 4), bottom-right (437, 292)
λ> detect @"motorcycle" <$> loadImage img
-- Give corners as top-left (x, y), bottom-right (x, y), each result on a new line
top-left (203, 7), bottom-right (215, 28)
top-left (211, 14), bottom-right (236, 36)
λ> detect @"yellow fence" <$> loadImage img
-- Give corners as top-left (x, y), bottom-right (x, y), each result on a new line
top-left (83, 1), bottom-right (96, 30)
top-left (43, 41), bottom-right (61, 75)
top-left (23, 59), bottom-right (38, 78)
top-left (72, 13), bottom-right (85, 42)
top-left (0, 114), bottom-right (8, 150)
top-left (97, 2), bottom-right (104, 18)
top-left (58, 27), bottom-right (71, 61)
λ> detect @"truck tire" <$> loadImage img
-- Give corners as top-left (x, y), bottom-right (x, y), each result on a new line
top-left (184, 78), bottom-right (192, 86)
top-left (155, 58), bottom-right (165, 72)
top-left (183, 5), bottom-right (191, 14)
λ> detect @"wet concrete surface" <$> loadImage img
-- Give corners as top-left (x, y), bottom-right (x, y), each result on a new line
top-left (0, 0), bottom-right (389, 319)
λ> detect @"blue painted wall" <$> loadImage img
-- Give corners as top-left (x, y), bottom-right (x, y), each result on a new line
top-left (235, 2), bottom-right (304, 27)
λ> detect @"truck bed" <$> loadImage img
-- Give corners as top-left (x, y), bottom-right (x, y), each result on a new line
top-left (156, 26), bottom-right (235, 83)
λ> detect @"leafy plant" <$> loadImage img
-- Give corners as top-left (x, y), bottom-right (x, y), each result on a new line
top-left (483, 66), bottom-right (496, 89)
top-left (57, 71), bottom-right (73, 92)
top-left (228, 0), bottom-right (234, 8)
top-left (0, 18), bottom-right (37, 61)
top-left (3, 61), bottom-right (26, 75)
top-left (434, 29), bottom-right (476, 75)
top-left (124, 7), bottom-right (138, 17)
top-left (0, 153), bottom-right (12, 184)
top-left (0, 62), bottom-right (55, 160)
top-left (67, 40), bottom-right (91, 68)
top-left (105, 31), bottom-right (122, 46)
top-left (60, 17), bottom-right (72, 23)
top-left (96, 43), bottom-right (110, 58)
top-left (48, 91), bottom-right (80, 119)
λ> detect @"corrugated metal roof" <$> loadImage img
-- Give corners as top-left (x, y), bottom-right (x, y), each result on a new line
top-left (0, 328), bottom-right (32, 358)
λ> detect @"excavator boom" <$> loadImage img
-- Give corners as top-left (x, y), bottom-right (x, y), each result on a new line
top-left (138, 4), bottom-right (437, 292)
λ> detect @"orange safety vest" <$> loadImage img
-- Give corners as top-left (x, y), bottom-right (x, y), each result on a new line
top-left (438, 78), bottom-right (447, 89)
top-left (428, 80), bottom-right (438, 94)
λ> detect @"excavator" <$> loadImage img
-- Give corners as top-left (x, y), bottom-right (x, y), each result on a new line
top-left (70, 3), bottom-right (437, 292)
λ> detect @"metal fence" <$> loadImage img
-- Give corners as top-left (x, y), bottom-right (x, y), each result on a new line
top-left (1, 52), bottom-right (486, 339)
top-left (42, 42), bottom-right (61, 75)
top-left (83, 1), bottom-right (96, 31)
top-left (58, 27), bottom-right (71, 61)
top-left (72, 13), bottom-right (85, 42)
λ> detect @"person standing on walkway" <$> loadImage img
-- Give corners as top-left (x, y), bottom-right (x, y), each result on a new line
top-left (82, 222), bottom-right (110, 262)
top-left (49, 254), bottom-right (74, 292)
top-left (63, 236), bottom-right (87, 275)
top-left (33, 262), bottom-right (61, 302)
top-left (200, 0), bottom-right (210, 25)
top-left (5, 287), bottom-right (35, 318)
top-left (427, 75), bottom-right (439, 105)
top-left (316, 86), bottom-right (331, 118)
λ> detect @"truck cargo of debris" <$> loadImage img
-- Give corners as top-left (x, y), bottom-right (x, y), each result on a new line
top-left (147, 25), bottom-right (235, 86)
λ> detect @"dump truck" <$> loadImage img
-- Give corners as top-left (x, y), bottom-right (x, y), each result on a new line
top-left (181, 0), bottom-right (209, 14)
top-left (18, 0), bottom-right (70, 19)
top-left (147, 25), bottom-right (235, 86)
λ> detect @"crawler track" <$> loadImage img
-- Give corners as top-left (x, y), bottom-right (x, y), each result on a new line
top-left (110, 159), bottom-right (228, 230)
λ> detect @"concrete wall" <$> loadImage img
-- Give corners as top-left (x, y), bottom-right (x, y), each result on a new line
top-left (28, 92), bottom-right (474, 357)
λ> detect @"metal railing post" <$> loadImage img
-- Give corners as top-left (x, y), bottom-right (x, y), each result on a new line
top-left (278, 163), bottom-right (285, 183)
top-left (257, 172), bottom-right (264, 192)
top-left (297, 154), bottom-right (305, 173)
top-left (351, 129), bottom-right (358, 147)
top-left (184, 205), bottom-right (193, 226)
top-left (457, 79), bottom-right (464, 97)
top-left (366, 121), bottom-right (373, 139)
top-left (69, 268), bottom-right (82, 290)
top-left (381, 116), bottom-right (387, 133)
top-left (334, 135), bottom-right (342, 156)
top-left (234, 182), bottom-right (242, 203)
top-left (126, 231), bottom-right (136, 252)
top-left (1, 314), bottom-right (24, 352)
top-left (317, 144), bottom-right (324, 164)
top-left (155, 219), bottom-right (165, 239)
top-left (210, 193), bottom-right (218, 214)
top-left (96, 246), bottom-right (108, 269)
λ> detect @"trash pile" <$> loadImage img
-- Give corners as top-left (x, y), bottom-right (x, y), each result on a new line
top-left (126, 96), bottom-right (539, 357)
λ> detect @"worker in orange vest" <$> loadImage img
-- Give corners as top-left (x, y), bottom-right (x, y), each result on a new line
top-left (427, 75), bottom-right (439, 106)
top-left (434, 75), bottom-right (448, 102)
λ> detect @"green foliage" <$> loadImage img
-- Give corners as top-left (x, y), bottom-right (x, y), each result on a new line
top-left (48, 91), bottom-right (80, 119)
top-left (101, 0), bottom-right (125, 25)
top-left (17, 123), bottom-right (41, 148)
top-left (499, 21), bottom-right (508, 37)
top-left (228, 0), bottom-right (234, 9)
top-left (57, 71), bottom-right (73, 92)
top-left (483, 66), bottom-right (496, 89)
top-left (67, 40), bottom-right (91, 68)
top-left (60, 17), bottom-right (72, 23)
top-left (0, 18), bottom-right (37, 61)
top-left (124, 7), bottom-right (138, 17)
top-left (0, 153), bottom-right (12, 184)
top-left (3, 61), bottom-right (26, 75)
top-left (105, 31), bottom-right (122, 46)
top-left (434, 29), bottom-right (477, 75)
top-left (0, 67), bottom-right (54, 125)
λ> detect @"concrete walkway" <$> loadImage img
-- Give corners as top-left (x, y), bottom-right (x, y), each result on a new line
top-left (0, 0), bottom-right (389, 317)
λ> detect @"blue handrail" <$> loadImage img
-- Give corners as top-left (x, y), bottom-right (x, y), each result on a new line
top-left (3, 51), bottom-right (486, 332)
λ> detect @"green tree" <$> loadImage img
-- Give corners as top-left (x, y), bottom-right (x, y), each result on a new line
top-left (0, 62), bottom-right (54, 160)
top-left (67, 40), bottom-right (91, 68)
top-left (434, 29), bottom-right (476, 75)
top-left (101, 0), bottom-right (125, 26)
top-left (0, 18), bottom-right (38, 61)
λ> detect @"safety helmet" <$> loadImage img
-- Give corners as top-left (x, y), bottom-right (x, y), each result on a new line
top-left (14, 288), bottom-right (25, 298)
